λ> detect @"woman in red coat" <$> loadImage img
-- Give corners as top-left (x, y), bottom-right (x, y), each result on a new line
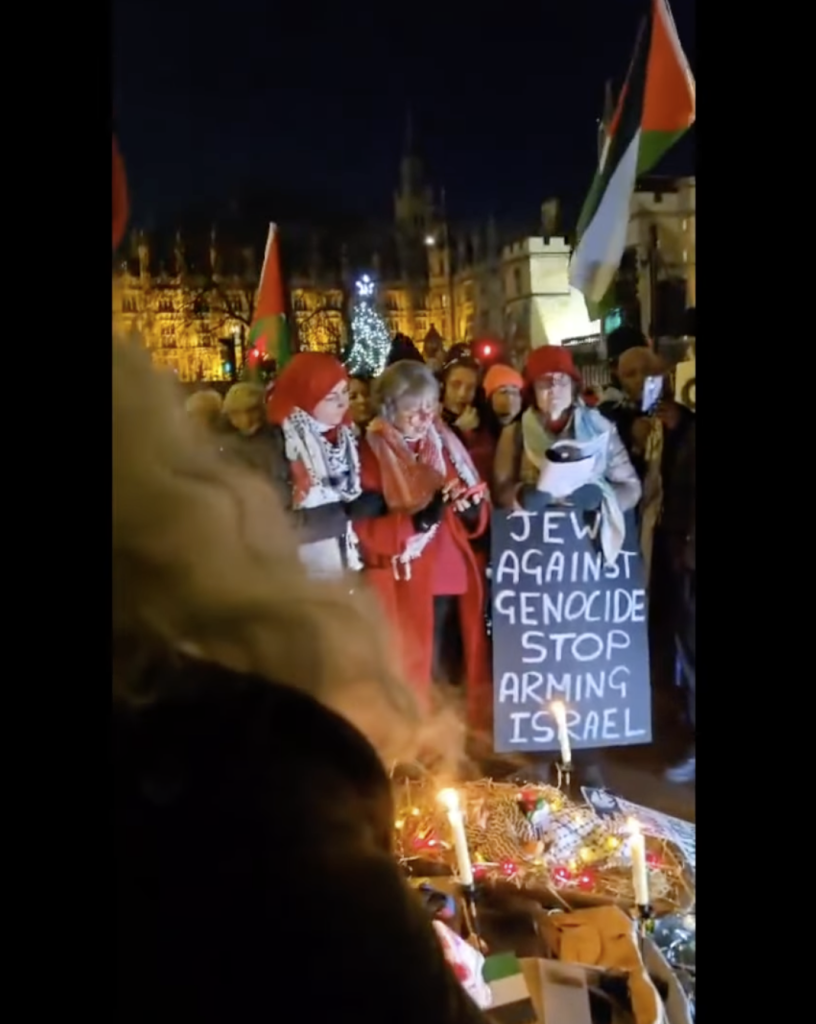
top-left (355, 360), bottom-right (492, 732)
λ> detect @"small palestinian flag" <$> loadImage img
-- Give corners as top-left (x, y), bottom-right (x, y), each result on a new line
top-left (569, 0), bottom-right (695, 318)
top-left (247, 223), bottom-right (292, 369)
top-left (482, 953), bottom-right (537, 1024)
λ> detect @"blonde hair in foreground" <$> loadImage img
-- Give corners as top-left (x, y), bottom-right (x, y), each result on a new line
top-left (112, 340), bottom-right (463, 769)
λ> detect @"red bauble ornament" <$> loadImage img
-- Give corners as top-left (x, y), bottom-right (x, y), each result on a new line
top-left (552, 865), bottom-right (572, 884)
top-left (577, 870), bottom-right (596, 891)
top-left (500, 859), bottom-right (517, 877)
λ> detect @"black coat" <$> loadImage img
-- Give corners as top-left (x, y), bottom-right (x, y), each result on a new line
top-left (115, 658), bottom-right (488, 1024)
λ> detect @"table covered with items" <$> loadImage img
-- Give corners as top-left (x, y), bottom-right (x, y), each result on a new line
top-left (394, 777), bottom-right (695, 1024)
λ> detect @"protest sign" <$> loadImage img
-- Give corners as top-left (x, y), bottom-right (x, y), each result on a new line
top-left (491, 508), bottom-right (651, 753)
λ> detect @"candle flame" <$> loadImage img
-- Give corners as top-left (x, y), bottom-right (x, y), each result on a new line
top-left (551, 700), bottom-right (566, 724)
top-left (438, 788), bottom-right (460, 812)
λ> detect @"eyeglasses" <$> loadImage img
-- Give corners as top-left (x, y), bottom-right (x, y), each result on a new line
top-left (536, 373), bottom-right (572, 390)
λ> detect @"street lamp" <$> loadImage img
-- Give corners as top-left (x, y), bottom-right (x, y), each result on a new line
top-left (424, 235), bottom-right (435, 247)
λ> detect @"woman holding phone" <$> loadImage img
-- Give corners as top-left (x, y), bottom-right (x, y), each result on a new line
top-left (353, 360), bottom-right (492, 734)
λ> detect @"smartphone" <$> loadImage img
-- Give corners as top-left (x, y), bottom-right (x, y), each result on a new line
top-left (642, 374), bottom-right (664, 414)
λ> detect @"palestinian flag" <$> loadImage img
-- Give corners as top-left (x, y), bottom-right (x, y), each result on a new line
top-left (247, 223), bottom-right (292, 369)
top-left (569, 0), bottom-right (695, 318)
top-left (483, 953), bottom-right (537, 1024)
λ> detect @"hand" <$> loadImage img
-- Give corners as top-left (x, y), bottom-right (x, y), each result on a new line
top-left (454, 406), bottom-right (479, 432)
top-left (411, 490), bottom-right (446, 533)
top-left (443, 481), bottom-right (472, 513)
top-left (655, 398), bottom-right (681, 431)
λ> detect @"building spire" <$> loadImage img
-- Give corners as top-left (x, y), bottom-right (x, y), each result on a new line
top-left (404, 105), bottom-right (414, 158)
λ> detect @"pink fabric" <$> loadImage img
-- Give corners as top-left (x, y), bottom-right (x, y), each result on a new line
top-left (405, 440), bottom-right (468, 595)
top-left (431, 524), bottom-right (468, 595)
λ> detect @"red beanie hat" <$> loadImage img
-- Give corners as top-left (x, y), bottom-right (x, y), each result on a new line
top-left (112, 136), bottom-right (129, 251)
top-left (525, 346), bottom-right (582, 385)
top-left (267, 352), bottom-right (349, 425)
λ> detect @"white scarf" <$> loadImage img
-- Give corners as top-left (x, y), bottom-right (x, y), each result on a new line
top-left (282, 408), bottom-right (363, 577)
top-left (520, 404), bottom-right (626, 565)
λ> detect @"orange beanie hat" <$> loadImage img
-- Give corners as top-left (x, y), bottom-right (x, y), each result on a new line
top-left (483, 364), bottom-right (524, 398)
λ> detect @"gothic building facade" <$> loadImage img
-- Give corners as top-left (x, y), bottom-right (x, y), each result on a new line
top-left (111, 132), bottom-right (537, 382)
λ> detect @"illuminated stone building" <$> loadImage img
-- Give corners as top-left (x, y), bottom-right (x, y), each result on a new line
top-left (628, 176), bottom-right (695, 335)
top-left (111, 129), bottom-right (588, 382)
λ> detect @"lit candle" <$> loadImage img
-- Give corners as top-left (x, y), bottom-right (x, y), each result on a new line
top-left (551, 701), bottom-right (572, 765)
top-left (438, 788), bottom-right (474, 887)
top-left (627, 818), bottom-right (650, 906)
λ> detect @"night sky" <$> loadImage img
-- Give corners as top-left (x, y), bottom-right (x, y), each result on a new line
top-left (113, 0), bottom-right (695, 230)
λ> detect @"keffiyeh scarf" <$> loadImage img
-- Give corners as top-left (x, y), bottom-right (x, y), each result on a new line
top-left (282, 407), bottom-right (363, 575)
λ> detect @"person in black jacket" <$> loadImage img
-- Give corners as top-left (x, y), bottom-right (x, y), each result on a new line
top-left (113, 339), bottom-right (488, 1024)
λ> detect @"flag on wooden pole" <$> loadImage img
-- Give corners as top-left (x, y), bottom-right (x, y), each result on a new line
top-left (247, 223), bottom-right (292, 369)
top-left (569, 0), bottom-right (695, 318)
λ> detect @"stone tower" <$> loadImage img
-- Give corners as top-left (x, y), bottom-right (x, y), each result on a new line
top-left (394, 109), bottom-right (434, 246)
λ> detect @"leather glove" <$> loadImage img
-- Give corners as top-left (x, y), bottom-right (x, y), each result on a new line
top-left (569, 483), bottom-right (604, 510)
top-left (412, 490), bottom-right (445, 533)
top-left (345, 491), bottom-right (388, 521)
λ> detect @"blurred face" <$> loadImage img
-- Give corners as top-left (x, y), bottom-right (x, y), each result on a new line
top-left (534, 372), bottom-right (574, 421)
top-left (348, 378), bottom-right (371, 426)
top-left (312, 380), bottom-right (350, 427)
top-left (617, 361), bottom-right (647, 402)
top-left (443, 366), bottom-right (478, 414)
top-left (393, 393), bottom-right (437, 441)
top-left (491, 385), bottom-right (522, 424)
top-left (228, 408), bottom-right (264, 435)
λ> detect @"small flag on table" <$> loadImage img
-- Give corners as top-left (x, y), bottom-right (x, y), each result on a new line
top-left (247, 223), bottom-right (292, 370)
top-left (569, 0), bottom-right (695, 319)
top-left (482, 953), bottom-right (537, 1024)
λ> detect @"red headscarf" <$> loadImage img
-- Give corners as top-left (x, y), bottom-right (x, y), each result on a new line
top-left (524, 345), bottom-right (582, 384)
top-left (267, 352), bottom-right (350, 425)
top-left (112, 136), bottom-right (129, 251)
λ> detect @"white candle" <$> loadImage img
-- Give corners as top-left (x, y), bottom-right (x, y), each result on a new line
top-left (438, 788), bottom-right (474, 887)
top-left (551, 701), bottom-right (572, 765)
top-left (627, 818), bottom-right (650, 906)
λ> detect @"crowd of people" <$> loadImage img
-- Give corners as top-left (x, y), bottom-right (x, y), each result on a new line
top-left (113, 131), bottom-right (695, 1022)
top-left (183, 325), bottom-right (696, 785)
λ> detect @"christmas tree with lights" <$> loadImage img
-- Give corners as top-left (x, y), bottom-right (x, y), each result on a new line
top-left (345, 274), bottom-right (392, 378)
